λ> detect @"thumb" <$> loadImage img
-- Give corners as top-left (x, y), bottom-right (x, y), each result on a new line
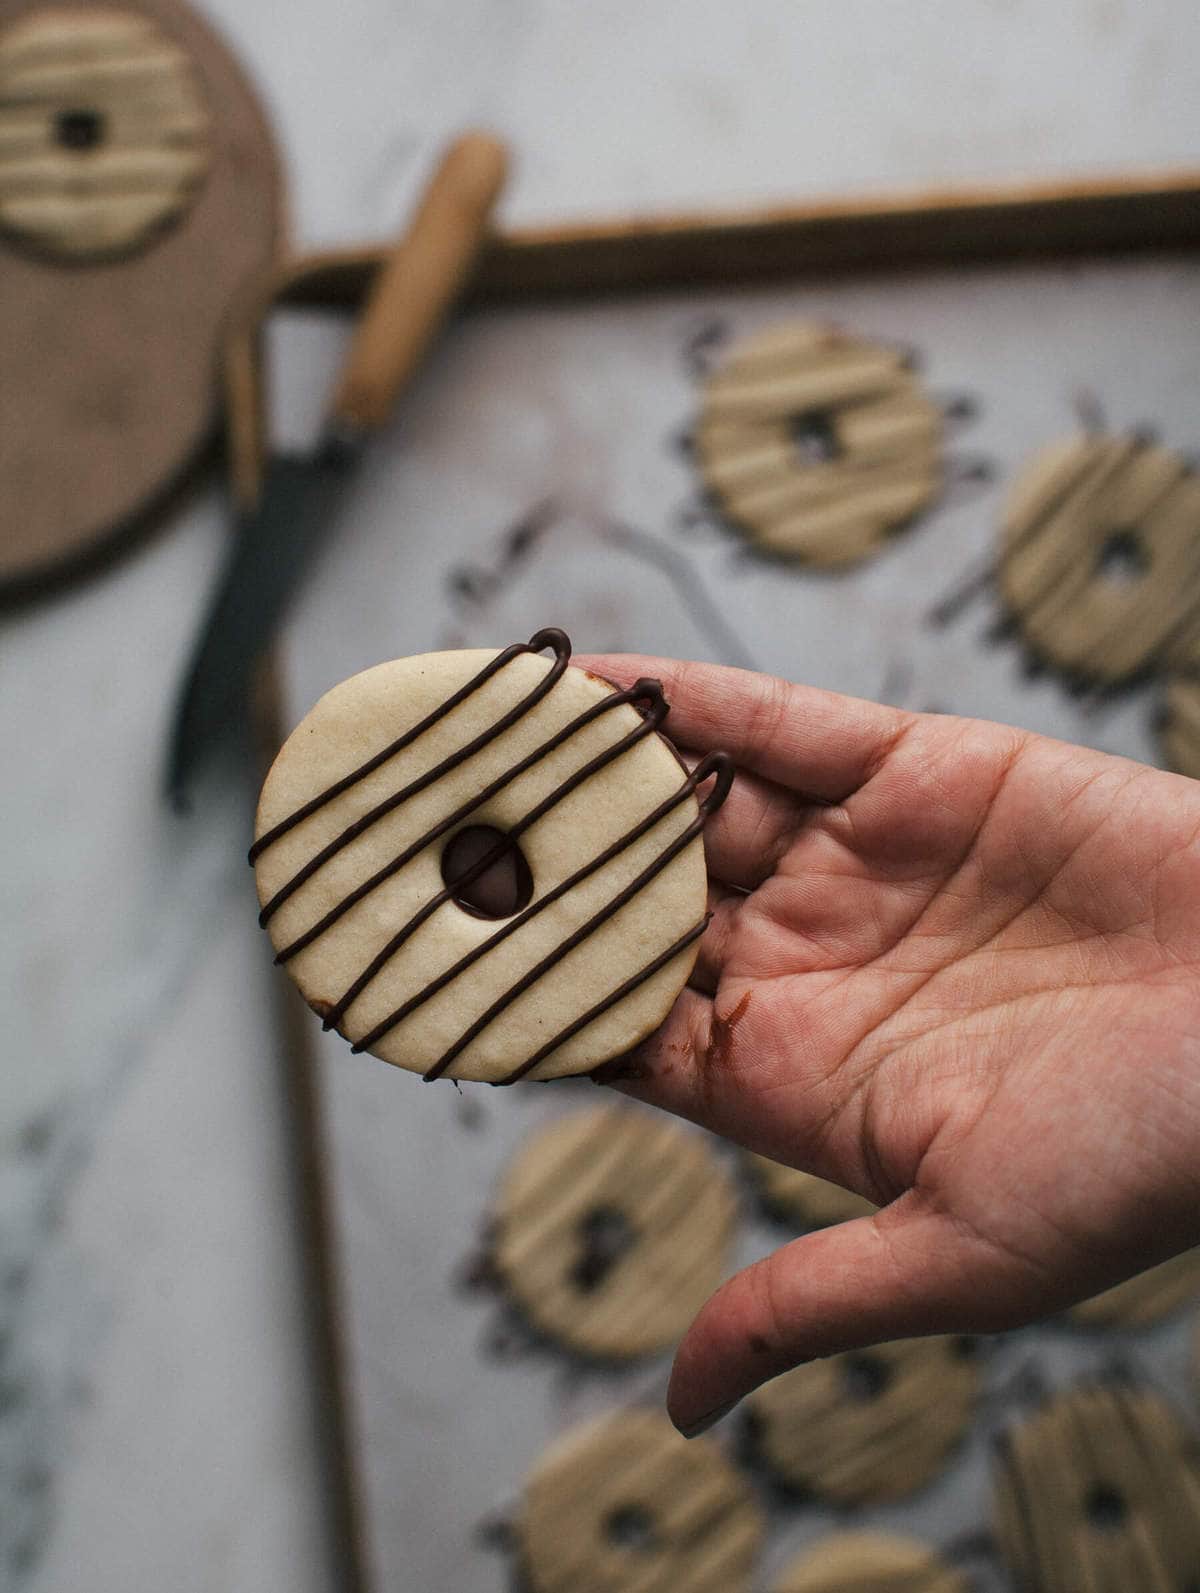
top-left (667, 1194), bottom-right (1032, 1438)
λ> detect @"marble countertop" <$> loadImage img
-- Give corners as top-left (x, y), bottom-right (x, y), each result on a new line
top-left (3, 2), bottom-right (1199, 1589)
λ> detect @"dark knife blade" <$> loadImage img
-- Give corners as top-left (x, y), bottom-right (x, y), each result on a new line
top-left (164, 442), bottom-right (356, 807)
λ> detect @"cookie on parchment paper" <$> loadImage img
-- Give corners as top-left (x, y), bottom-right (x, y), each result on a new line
top-left (491, 1104), bottom-right (737, 1360)
top-left (770, 1531), bottom-right (968, 1593)
top-left (516, 1406), bottom-right (764, 1593)
top-left (695, 322), bottom-right (943, 566)
top-left (252, 628), bottom-right (731, 1084)
top-left (1068, 1249), bottom-right (1200, 1328)
top-left (748, 1336), bottom-right (981, 1504)
top-left (1161, 672), bottom-right (1200, 780)
top-left (993, 1381), bottom-right (1200, 1593)
top-left (745, 1152), bottom-right (876, 1228)
top-left (998, 433), bottom-right (1200, 686)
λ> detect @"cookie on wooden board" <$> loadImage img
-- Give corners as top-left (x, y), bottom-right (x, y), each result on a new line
top-left (748, 1336), bottom-right (980, 1504)
top-left (695, 321), bottom-right (943, 565)
top-left (0, 6), bottom-right (211, 259)
top-left (1068, 1249), bottom-right (1200, 1328)
top-left (252, 629), bottom-right (731, 1083)
top-left (745, 1152), bottom-right (876, 1228)
top-left (517, 1407), bottom-right (764, 1593)
top-left (0, 0), bottom-right (283, 593)
top-left (491, 1105), bottom-right (737, 1360)
top-left (771, 1531), bottom-right (968, 1593)
top-left (998, 433), bottom-right (1200, 685)
top-left (993, 1382), bottom-right (1200, 1593)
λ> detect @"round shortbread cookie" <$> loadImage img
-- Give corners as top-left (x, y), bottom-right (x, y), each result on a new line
top-left (0, 7), bottom-right (211, 260)
top-left (1162, 674), bottom-right (1200, 780)
top-left (695, 321), bottom-right (943, 565)
top-left (517, 1406), bottom-right (764, 1593)
top-left (252, 630), bottom-right (729, 1084)
top-left (998, 433), bottom-right (1200, 684)
top-left (771, 1532), bottom-right (967, 1593)
top-left (492, 1105), bottom-right (737, 1359)
top-left (746, 1152), bottom-right (876, 1228)
top-left (748, 1337), bottom-right (980, 1503)
top-left (1068, 1249), bottom-right (1200, 1328)
top-left (993, 1382), bottom-right (1200, 1593)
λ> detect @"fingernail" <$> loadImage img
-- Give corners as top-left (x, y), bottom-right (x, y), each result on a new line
top-left (674, 1399), bottom-right (738, 1440)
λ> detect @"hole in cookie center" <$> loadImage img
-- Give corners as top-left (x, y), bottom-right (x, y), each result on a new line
top-left (570, 1205), bottom-right (636, 1292)
top-left (604, 1504), bottom-right (659, 1553)
top-left (789, 409), bottom-right (840, 466)
top-left (1095, 527), bottom-right (1148, 585)
top-left (440, 825), bottom-right (532, 919)
top-left (55, 108), bottom-right (106, 152)
top-left (1084, 1482), bottom-right (1128, 1531)
top-left (841, 1352), bottom-right (893, 1402)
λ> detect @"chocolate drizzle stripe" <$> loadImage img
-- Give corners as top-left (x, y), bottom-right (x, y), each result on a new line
top-left (275, 679), bottom-right (665, 967)
top-left (323, 688), bottom-right (670, 1029)
top-left (257, 629), bottom-right (570, 926)
top-left (495, 915), bottom-right (711, 1086)
top-left (413, 754), bottom-right (734, 1080)
top-left (250, 628), bottom-right (566, 865)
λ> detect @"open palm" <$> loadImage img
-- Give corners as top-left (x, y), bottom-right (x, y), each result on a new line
top-left (579, 653), bottom-right (1200, 1437)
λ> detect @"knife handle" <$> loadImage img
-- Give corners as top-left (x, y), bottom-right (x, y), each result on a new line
top-left (326, 131), bottom-right (509, 436)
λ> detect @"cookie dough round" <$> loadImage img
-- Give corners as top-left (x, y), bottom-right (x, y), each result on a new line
top-left (0, 7), bottom-right (211, 260)
top-left (993, 1382), bottom-right (1200, 1593)
top-left (748, 1336), bottom-right (980, 1504)
top-left (771, 1531), bottom-right (967, 1593)
top-left (1069, 1249), bottom-right (1200, 1328)
top-left (999, 433), bottom-right (1200, 684)
top-left (517, 1407), bottom-right (764, 1593)
top-left (695, 321), bottom-right (943, 565)
top-left (746, 1152), bottom-right (876, 1228)
top-left (493, 1105), bottom-right (737, 1359)
top-left (1162, 673), bottom-right (1200, 780)
top-left (253, 631), bottom-right (725, 1083)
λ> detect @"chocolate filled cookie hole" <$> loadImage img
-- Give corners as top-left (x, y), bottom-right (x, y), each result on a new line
top-left (841, 1352), bottom-right (893, 1402)
top-left (1095, 527), bottom-right (1149, 585)
top-left (604, 1504), bottom-right (659, 1553)
top-left (789, 409), bottom-right (840, 466)
top-left (55, 108), bottom-right (106, 152)
top-left (440, 825), bottom-right (532, 919)
top-left (570, 1205), bottom-right (636, 1292)
top-left (1084, 1482), bottom-right (1128, 1531)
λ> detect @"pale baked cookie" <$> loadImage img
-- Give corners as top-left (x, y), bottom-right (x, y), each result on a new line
top-left (771, 1531), bottom-right (967, 1593)
top-left (1161, 673), bottom-right (1200, 780)
top-left (252, 629), bottom-right (730, 1084)
top-left (1068, 1249), bottom-right (1200, 1328)
top-left (999, 433), bottom-right (1200, 684)
top-left (516, 1407), bottom-right (764, 1593)
top-left (993, 1382), bottom-right (1200, 1593)
top-left (745, 1152), bottom-right (876, 1228)
top-left (490, 1105), bottom-right (737, 1359)
top-left (748, 1337), bottom-right (980, 1503)
top-left (695, 321), bottom-right (943, 565)
top-left (0, 7), bottom-right (211, 260)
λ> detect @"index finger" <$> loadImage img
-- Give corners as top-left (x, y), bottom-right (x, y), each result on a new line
top-left (576, 653), bottom-right (912, 802)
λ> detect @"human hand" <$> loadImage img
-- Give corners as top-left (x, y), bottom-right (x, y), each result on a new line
top-left (578, 653), bottom-right (1200, 1437)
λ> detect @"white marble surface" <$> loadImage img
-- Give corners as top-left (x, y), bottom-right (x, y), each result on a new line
top-left (3, 0), bottom-right (1199, 1590)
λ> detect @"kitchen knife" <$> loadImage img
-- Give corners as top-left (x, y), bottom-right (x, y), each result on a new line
top-left (165, 130), bottom-right (509, 808)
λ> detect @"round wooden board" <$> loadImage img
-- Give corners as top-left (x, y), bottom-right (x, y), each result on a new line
top-left (0, 0), bottom-right (284, 594)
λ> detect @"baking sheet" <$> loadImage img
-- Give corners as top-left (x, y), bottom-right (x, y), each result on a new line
top-left (273, 252), bottom-right (1200, 1591)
